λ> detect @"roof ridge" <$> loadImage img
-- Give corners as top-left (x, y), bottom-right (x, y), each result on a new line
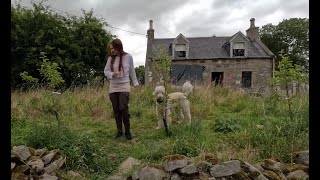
top-left (154, 36), bottom-right (229, 40)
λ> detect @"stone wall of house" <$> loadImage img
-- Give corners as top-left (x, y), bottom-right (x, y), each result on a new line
top-left (172, 58), bottom-right (273, 89)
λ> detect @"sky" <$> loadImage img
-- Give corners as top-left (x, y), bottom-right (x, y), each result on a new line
top-left (12, 0), bottom-right (309, 67)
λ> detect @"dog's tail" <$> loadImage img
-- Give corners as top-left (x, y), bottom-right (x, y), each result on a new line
top-left (182, 80), bottom-right (194, 96)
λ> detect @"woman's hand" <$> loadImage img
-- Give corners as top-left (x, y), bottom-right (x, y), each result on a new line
top-left (112, 72), bottom-right (120, 77)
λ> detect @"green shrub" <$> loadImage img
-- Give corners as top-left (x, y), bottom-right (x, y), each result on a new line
top-left (213, 116), bottom-right (241, 133)
top-left (26, 122), bottom-right (97, 171)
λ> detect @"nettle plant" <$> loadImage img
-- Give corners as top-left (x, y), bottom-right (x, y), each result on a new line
top-left (213, 117), bottom-right (241, 134)
top-left (152, 46), bottom-right (173, 136)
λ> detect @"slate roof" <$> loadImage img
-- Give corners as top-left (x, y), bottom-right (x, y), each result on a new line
top-left (151, 36), bottom-right (273, 59)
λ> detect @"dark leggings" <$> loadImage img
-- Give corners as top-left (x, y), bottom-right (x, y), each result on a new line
top-left (109, 92), bottom-right (130, 132)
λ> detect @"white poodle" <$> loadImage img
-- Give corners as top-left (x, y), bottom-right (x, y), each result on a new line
top-left (152, 80), bottom-right (194, 129)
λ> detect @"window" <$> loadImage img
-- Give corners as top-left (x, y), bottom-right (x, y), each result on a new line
top-left (174, 44), bottom-right (187, 58)
top-left (241, 71), bottom-right (252, 88)
top-left (211, 72), bottom-right (223, 86)
top-left (233, 49), bottom-right (245, 56)
top-left (233, 42), bottom-right (245, 57)
top-left (175, 51), bottom-right (186, 58)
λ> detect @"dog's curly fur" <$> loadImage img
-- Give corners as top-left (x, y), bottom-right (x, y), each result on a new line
top-left (152, 80), bottom-right (193, 129)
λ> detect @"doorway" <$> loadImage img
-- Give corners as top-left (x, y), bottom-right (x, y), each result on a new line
top-left (211, 72), bottom-right (223, 86)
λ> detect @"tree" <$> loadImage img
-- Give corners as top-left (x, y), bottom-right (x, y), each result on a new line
top-left (11, 1), bottom-right (114, 89)
top-left (38, 52), bottom-right (65, 89)
top-left (151, 46), bottom-right (173, 136)
top-left (268, 50), bottom-right (308, 164)
top-left (135, 65), bottom-right (145, 85)
top-left (20, 52), bottom-right (65, 90)
top-left (66, 9), bottom-right (114, 86)
top-left (151, 45), bottom-right (173, 85)
top-left (260, 18), bottom-right (309, 72)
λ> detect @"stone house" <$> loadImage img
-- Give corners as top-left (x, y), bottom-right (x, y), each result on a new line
top-left (144, 18), bottom-right (275, 90)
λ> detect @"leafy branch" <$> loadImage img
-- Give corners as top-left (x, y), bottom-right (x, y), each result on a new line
top-left (151, 45), bottom-right (173, 136)
top-left (268, 50), bottom-right (308, 164)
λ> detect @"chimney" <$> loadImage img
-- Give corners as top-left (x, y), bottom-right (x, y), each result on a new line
top-left (147, 20), bottom-right (154, 41)
top-left (246, 18), bottom-right (260, 41)
top-left (145, 20), bottom-right (155, 84)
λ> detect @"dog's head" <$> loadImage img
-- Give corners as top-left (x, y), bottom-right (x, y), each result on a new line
top-left (153, 85), bottom-right (166, 103)
top-left (182, 80), bottom-right (194, 96)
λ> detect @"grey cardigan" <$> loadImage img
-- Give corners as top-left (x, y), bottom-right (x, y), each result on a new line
top-left (104, 53), bottom-right (139, 86)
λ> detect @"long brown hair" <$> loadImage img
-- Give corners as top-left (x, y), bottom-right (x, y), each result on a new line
top-left (108, 38), bottom-right (127, 72)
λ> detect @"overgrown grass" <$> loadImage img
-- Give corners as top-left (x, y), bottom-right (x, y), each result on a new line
top-left (11, 84), bottom-right (309, 179)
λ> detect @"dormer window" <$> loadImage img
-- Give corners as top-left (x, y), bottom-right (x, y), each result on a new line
top-left (174, 44), bottom-right (187, 58)
top-left (233, 42), bottom-right (245, 57)
top-left (171, 33), bottom-right (189, 59)
top-left (223, 31), bottom-right (249, 58)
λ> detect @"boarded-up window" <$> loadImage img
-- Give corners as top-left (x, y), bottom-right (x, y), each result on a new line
top-left (171, 64), bottom-right (204, 85)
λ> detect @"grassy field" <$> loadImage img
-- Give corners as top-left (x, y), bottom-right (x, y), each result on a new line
top-left (11, 84), bottom-right (309, 179)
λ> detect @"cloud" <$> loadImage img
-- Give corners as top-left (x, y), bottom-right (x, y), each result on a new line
top-left (12, 0), bottom-right (309, 67)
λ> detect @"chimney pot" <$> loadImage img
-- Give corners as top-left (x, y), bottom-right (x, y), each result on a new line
top-left (250, 18), bottom-right (255, 28)
top-left (149, 20), bottom-right (153, 29)
top-left (147, 20), bottom-right (154, 41)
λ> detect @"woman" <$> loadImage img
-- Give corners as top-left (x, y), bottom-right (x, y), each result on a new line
top-left (104, 38), bottom-right (139, 140)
